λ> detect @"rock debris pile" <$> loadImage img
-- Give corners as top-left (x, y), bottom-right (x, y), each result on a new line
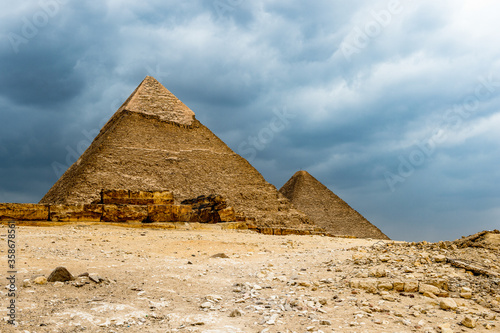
top-left (2, 225), bottom-right (498, 332)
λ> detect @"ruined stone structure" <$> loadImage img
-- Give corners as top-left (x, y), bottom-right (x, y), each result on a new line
top-left (280, 171), bottom-right (389, 239)
top-left (39, 77), bottom-right (313, 230)
top-left (1, 190), bottom-right (243, 224)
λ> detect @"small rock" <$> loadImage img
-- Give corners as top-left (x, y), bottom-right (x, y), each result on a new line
top-left (320, 320), bottom-right (331, 326)
top-left (200, 302), bottom-right (212, 309)
top-left (419, 283), bottom-right (440, 296)
top-left (88, 273), bottom-right (102, 283)
top-left (404, 281), bottom-right (419, 292)
top-left (381, 292), bottom-right (396, 302)
top-left (483, 312), bottom-right (496, 320)
top-left (437, 323), bottom-right (453, 333)
top-left (229, 309), bottom-right (243, 317)
top-left (378, 281), bottom-right (393, 291)
top-left (369, 267), bottom-right (387, 278)
top-left (433, 254), bottom-right (447, 262)
top-left (297, 281), bottom-right (311, 287)
top-left (53, 281), bottom-right (64, 287)
top-left (34, 276), bottom-right (47, 285)
top-left (423, 291), bottom-right (438, 299)
top-left (461, 316), bottom-right (476, 328)
top-left (205, 295), bottom-right (222, 303)
top-left (460, 292), bottom-right (473, 299)
top-left (190, 321), bottom-right (205, 326)
top-left (47, 267), bottom-right (74, 282)
top-left (266, 313), bottom-right (279, 325)
top-left (73, 276), bottom-right (90, 287)
top-left (22, 279), bottom-right (31, 288)
top-left (440, 298), bottom-right (458, 311)
top-left (211, 253), bottom-right (229, 259)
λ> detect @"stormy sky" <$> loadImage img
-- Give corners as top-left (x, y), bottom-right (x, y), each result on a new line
top-left (1, 0), bottom-right (499, 242)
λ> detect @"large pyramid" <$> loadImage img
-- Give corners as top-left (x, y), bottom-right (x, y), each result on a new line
top-left (40, 77), bottom-right (312, 229)
top-left (280, 171), bottom-right (389, 239)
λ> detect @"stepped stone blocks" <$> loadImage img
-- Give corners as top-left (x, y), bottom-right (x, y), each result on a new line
top-left (49, 204), bottom-right (102, 222)
top-left (0, 203), bottom-right (49, 221)
top-left (39, 76), bottom-right (313, 231)
top-left (280, 171), bottom-right (389, 239)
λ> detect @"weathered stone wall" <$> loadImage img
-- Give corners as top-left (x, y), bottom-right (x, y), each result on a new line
top-left (49, 204), bottom-right (102, 222)
top-left (101, 190), bottom-right (174, 205)
top-left (0, 203), bottom-right (49, 221)
top-left (1, 191), bottom-right (245, 224)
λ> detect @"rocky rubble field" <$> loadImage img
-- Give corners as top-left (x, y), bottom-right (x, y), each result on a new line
top-left (0, 224), bottom-right (499, 332)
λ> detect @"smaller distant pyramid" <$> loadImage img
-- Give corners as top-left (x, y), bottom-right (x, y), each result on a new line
top-left (280, 171), bottom-right (389, 239)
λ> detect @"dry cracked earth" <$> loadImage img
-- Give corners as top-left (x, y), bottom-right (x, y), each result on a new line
top-left (0, 224), bottom-right (499, 333)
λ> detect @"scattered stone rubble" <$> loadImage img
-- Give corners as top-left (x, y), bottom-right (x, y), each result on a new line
top-left (2, 225), bottom-right (499, 332)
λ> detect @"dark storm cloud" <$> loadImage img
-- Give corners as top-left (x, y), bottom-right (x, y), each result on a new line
top-left (1, 0), bottom-right (499, 241)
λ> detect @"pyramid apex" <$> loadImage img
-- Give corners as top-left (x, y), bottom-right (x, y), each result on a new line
top-left (119, 76), bottom-right (195, 126)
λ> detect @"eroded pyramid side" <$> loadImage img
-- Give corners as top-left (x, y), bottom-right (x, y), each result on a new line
top-left (280, 171), bottom-right (389, 239)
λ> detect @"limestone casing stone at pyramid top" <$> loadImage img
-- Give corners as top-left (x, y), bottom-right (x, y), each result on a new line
top-left (118, 76), bottom-right (195, 126)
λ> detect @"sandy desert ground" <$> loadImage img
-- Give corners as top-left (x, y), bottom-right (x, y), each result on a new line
top-left (1, 223), bottom-right (499, 333)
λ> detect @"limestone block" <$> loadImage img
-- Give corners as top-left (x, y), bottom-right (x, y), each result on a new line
top-left (358, 279), bottom-right (378, 293)
top-left (0, 203), bottom-right (49, 221)
top-left (147, 205), bottom-right (174, 222)
top-left (102, 205), bottom-right (148, 222)
top-left (425, 278), bottom-right (449, 291)
top-left (196, 208), bottom-right (220, 223)
top-left (439, 298), bottom-right (457, 310)
top-left (49, 204), bottom-right (102, 222)
top-left (350, 279), bottom-right (361, 288)
top-left (393, 281), bottom-right (405, 292)
top-left (419, 283), bottom-right (440, 296)
top-left (404, 280), bottom-right (419, 293)
top-left (378, 281), bottom-right (394, 291)
top-left (101, 190), bottom-right (129, 204)
top-left (218, 207), bottom-right (236, 222)
top-left (172, 205), bottom-right (194, 222)
top-left (129, 190), bottom-right (174, 205)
